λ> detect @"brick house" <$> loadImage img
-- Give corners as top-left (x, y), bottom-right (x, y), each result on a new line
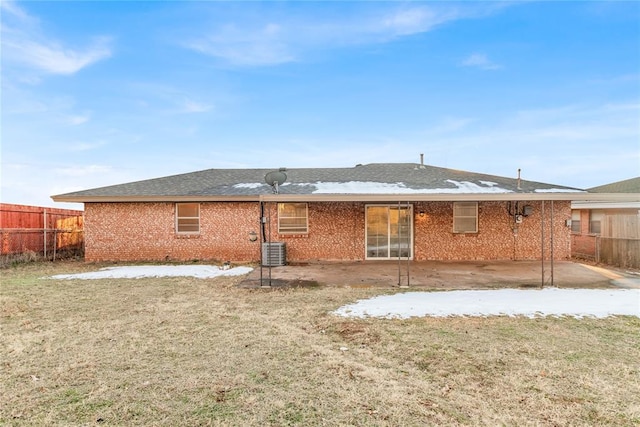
top-left (52, 162), bottom-right (632, 264)
top-left (571, 177), bottom-right (640, 261)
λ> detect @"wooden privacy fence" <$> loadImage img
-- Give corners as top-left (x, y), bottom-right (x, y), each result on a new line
top-left (601, 214), bottom-right (640, 239)
top-left (0, 204), bottom-right (84, 261)
top-left (596, 237), bottom-right (640, 269)
top-left (596, 215), bottom-right (640, 269)
top-left (1, 228), bottom-right (84, 259)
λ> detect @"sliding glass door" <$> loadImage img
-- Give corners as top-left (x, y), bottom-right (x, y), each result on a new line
top-left (366, 205), bottom-right (413, 259)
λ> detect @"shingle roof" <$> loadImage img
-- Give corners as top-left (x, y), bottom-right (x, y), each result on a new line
top-left (588, 177), bottom-right (640, 193)
top-left (52, 163), bottom-right (584, 202)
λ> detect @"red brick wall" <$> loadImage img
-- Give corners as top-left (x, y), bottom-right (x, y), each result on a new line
top-left (410, 201), bottom-right (570, 261)
top-left (570, 209), bottom-right (596, 259)
top-left (85, 200), bottom-right (572, 262)
top-left (85, 202), bottom-right (261, 262)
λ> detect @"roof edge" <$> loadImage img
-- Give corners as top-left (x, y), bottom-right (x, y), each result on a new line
top-left (51, 195), bottom-right (262, 203)
top-left (52, 192), bottom-right (640, 204)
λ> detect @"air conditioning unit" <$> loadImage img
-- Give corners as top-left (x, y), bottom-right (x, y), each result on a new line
top-left (262, 242), bottom-right (286, 266)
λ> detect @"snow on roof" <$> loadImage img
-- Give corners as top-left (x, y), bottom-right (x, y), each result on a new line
top-left (535, 188), bottom-right (586, 193)
top-left (235, 180), bottom-right (516, 194)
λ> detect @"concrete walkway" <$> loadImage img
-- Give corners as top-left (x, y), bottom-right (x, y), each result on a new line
top-left (239, 260), bottom-right (640, 289)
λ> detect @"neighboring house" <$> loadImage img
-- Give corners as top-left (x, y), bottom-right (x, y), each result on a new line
top-left (570, 177), bottom-right (640, 265)
top-left (51, 162), bottom-right (635, 264)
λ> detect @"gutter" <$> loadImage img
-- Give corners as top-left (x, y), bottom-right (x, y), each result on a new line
top-left (51, 192), bottom-right (640, 204)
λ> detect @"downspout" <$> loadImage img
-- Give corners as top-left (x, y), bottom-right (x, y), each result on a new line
top-left (259, 201), bottom-right (263, 287)
top-left (550, 200), bottom-right (554, 287)
top-left (541, 200), bottom-right (545, 289)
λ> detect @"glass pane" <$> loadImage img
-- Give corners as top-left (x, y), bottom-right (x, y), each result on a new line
top-left (367, 206), bottom-right (412, 258)
top-left (571, 220), bottom-right (581, 233)
top-left (178, 218), bottom-right (199, 233)
top-left (367, 207), bottom-right (388, 258)
top-left (389, 208), bottom-right (411, 258)
top-left (278, 203), bottom-right (308, 233)
top-left (178, 203), bottom-right (199, 218)
top-left (454, 217), bottom-right (476, 233)
top-left (454, 202), bottom-right (476, 216)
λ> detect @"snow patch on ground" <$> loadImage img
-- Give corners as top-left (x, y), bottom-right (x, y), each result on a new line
top-left (47, 266), bottom-right (639, 318)
top-left (333, 288), bottom-right (640, 319)
top-left (49, 265), bottom-right (253, 280)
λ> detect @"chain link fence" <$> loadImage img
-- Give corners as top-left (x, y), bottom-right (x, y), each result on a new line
top-left (1, 228), bottom-right (84, 267)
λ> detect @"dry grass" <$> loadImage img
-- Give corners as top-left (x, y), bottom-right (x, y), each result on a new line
top-left (1, 261), bottom-right (639, 426)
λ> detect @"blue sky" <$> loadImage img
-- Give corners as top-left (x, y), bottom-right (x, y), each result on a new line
top-left (2, 1), bottom-right (639, 209)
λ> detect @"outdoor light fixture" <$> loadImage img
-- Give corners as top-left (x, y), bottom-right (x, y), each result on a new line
top-left (248, 231), bottom-right (258, 242)
top-left (419, 211), bottom-right (425, 218)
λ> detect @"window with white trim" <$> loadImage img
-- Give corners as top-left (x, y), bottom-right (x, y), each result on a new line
top-left (571, 210), bottom-right (581, 233)
top-left (453, 202), bottom-right (478, 233)
top-left (589, 210), bottom-right (604, 235)
top-left (278, 203), bottom-right (308, 234)
top-left (176, 203), bottom-right (200, 234)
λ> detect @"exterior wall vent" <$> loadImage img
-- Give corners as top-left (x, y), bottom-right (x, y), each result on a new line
top-left (262, 242), bottom-right (286, 266)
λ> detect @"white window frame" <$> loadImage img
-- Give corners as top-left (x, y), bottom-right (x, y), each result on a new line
top-left (589, 210), bottom-right (604, 235)
top-left (453, 202), bottom-right (478, 233)
top-left (278, 203), bottom-right (308, 234)
top-left (176, 203), bottom-right (200, 234)
top-left (571, 210), bottom-right (581, 234)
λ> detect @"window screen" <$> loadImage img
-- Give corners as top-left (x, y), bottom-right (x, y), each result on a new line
top-left (453, 202), bottom-right (478, 233)
top-left (589, 210), bottom-right (604, 235)
top-left (278, 203), bottom-right (308, 234)
top-left (176, 203), bottom-right (200, 233)
top-left (571, 210), bottom-right (581, 233)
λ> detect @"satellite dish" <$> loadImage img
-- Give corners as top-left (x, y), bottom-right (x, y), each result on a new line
top-left (265, 170), bottom-right (287, 193)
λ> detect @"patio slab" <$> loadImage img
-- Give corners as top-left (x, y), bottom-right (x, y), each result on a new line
top-left (239, 260), bottom-right (639, 289)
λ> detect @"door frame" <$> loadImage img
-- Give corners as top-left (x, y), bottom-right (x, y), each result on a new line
top-left (364, 204), bottom-right (414, 260)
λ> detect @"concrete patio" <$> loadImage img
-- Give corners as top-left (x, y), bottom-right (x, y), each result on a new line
top-left (239, 260), bottom-right (640, 289)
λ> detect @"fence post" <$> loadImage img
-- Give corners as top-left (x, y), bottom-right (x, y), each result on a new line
top-left (53, 229), bottom-right (57, 261)
top-left (43, 210), bottom-right (47, 259)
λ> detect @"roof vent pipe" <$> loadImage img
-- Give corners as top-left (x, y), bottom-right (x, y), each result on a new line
top-left (420, 153), bottom-right (424, 165)
top-left (517, 168), bottom-right (522, 190)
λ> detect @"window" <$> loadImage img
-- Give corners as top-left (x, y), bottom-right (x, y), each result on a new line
top-left (176, 203), bottom-right (200, 234)
top-left (366, 205), bottom-right (412, 259)
top-left (589, 210), bottom-right (604, 235)
top-left (278, 203), bottom-right (308, 234)
top-left (571, 210), bottom-right (581, 233)
top-left (453, 202), bottom-right (478, 233)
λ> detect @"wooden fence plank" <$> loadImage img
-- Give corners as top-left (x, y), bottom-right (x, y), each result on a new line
top-left (597, 237), bottom-right (640, 269)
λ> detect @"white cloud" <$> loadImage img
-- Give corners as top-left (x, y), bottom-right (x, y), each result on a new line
top-left (0, 1), bottom-right (35, 23)
top-left (184, 4), bottom-right (506, 67)
top-left (381, 6), bottom-right (460, 36)
top-left (1, 2), bottom-right (112, 75)
top-left (129, 82), bottom-right (216, 115)
top-left (67, 114), bottom-right (91, 125)
top-left (3, 36), bottom-right (112, 75)
top-left (181, 100), bottom-right (214, 114)
top-left (418, 102), bottom-right (640, 187)
top-left (186, 23), bottom-right (294, 66)
top-left (461, 53), bottom-right (502, 70)
top-left (54, 165), bottom-right (112, 177)
top-left (67, 141), bottom-right (107, 152)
